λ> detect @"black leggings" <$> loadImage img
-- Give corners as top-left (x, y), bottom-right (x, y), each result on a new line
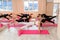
top-left (41, 16), bottom-right (56, 24)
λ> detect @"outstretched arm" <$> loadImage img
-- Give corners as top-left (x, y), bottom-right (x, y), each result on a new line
top-left (38, 20), bottom-right (40, 32)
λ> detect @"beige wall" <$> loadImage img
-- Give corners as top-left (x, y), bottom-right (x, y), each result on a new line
top-left (46, 2), bottom-right (53, 15)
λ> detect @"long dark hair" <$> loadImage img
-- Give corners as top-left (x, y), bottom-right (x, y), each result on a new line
top-left (41, 14), bottom-right (46, 17)
top-left (37, 14), bottom-right (41, 17)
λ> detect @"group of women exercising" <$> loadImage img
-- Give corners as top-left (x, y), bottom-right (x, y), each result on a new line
top-left (0, 13), bottom-right (56, 27)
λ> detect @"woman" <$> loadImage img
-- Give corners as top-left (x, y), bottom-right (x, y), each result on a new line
top-left (36, 14), bottom-right (42, 32)
top-left (41, 14), bottom-right (56, 24)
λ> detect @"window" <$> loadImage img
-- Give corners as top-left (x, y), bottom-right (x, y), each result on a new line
top-left (24, 0), bottom-right (38, 11)
top-left (0, 0), bottom-right (12, 11)
top-left (53, 4), bottom-right (59, 16)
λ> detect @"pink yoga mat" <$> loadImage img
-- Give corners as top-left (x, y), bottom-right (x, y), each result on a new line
top-left (18, 30), bottom-right (49, 36)
top-left (0, 24), bottom-right (3, 28)
top-left (7, 23), bottom-right (26, 29)
top-left (42, 23), bottom-right (57, 27)
top-left (14, 24), bottom-right (26, 27)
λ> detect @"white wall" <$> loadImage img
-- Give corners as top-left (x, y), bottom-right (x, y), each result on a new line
top-left (54, 0), bottom-right (60, 3)
top-left (57, 4), bottom-right (60, 40)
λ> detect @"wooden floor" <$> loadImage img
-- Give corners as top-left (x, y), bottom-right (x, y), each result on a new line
top-left (0, 26), bottom-right (58, 40)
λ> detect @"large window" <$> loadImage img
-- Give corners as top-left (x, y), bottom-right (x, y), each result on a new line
top-left (24, 0), bottom-right (38, 11)
top-left (53, 4), bottom-right (59, 16)
top-left (0, 0), bottom-right (12, 11)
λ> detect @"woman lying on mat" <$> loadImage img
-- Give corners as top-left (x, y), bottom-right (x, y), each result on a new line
top-left (0, 13), bottom-right (12, 20)
top-left (41, 14), bottom-right (56, 24)
top-left (16, 13), bottom-right (31, 22)
top-left (40, 14), bottom-right (56, 26)
top-left (16, 13), bottom-right (26, 22)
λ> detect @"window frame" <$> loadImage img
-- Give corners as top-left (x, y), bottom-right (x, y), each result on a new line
top-left (24, 0), bottom-right (38, 12)
top-left (0, 0), bottom-right (13, 12)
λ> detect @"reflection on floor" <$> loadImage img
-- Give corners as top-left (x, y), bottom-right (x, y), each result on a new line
top-left (0, 26), bottom-right (58, 40)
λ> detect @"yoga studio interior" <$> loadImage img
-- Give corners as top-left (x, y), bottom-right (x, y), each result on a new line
top-left (0, 0), bottom-right (60, 40)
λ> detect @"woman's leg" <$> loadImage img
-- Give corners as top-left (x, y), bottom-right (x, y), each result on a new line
top-left (40, 22), bottom-right (42, 27)
top-left (50, 16), bottom-right (56, 20)
top-left (38, 21), bottom-right (40, 32)
top-left (48, 20), bottom-right (55, 24)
